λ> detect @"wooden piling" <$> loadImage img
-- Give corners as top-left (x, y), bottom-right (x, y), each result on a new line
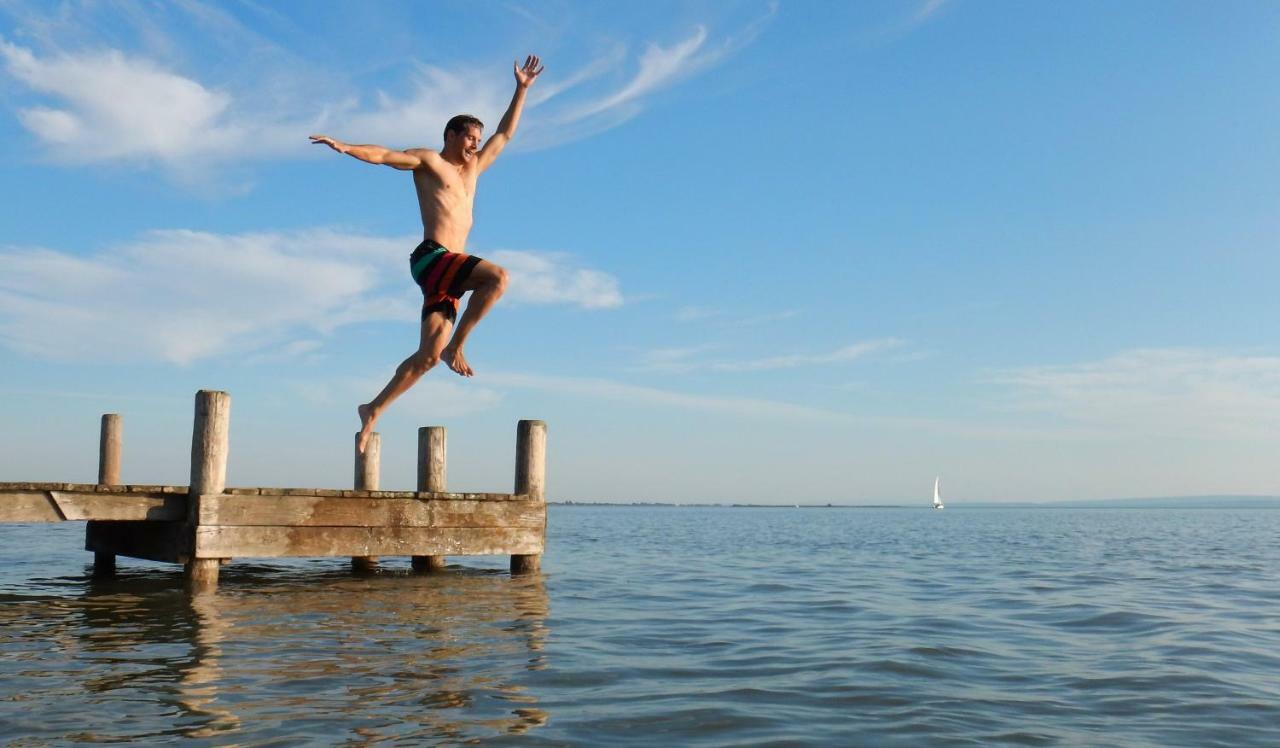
top-left (412, 426), bottom-right (448, 572)
top-left (351, 432), bottom-right (381, 572)
top-left (91, 413), bottom-right (123, 576)
top-left (98, 414), bottom-right (122, 485)
top-left (186, 391), bottom-right (230, 588)
top-left (511, 420), bottom-right (546, 574)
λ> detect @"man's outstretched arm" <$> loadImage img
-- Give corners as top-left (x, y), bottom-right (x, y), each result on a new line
top-left (309, 135), bottom-right (425, 170)
top-left (475, 55), bottom-right (544, 172)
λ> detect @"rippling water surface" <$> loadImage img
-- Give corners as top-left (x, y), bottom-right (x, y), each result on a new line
top-left (2, 506), bottom-right (1279, 745)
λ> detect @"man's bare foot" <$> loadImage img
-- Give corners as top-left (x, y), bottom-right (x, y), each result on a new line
top-left (441, 346), bottom-right (474, 377)
top-left (357, 403), bottom-right (377, 453)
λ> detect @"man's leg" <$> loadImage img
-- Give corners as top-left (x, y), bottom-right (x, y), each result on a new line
top-left (441, 259), bottom-right (508, 377)
top-left (357, 312), bottom-right (452, 453)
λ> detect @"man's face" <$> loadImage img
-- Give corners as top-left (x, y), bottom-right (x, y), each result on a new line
top-left (449, 125), bottom-right (483, 162)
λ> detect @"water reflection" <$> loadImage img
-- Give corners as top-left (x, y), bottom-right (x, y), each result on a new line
top-left (0, 566), bottom-right (550, 744)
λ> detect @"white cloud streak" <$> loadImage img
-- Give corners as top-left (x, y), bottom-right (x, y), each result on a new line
top-left (0, 38), bottom-right (304, 175)
top-left (639, 339), bottom-right (904, 373)
top-left (490, 249), bottom-right (623, 309)
top-left (483, 371), bottom-right (847, 422)
top-left (0, 4), bottom-right (773, 176)
top-left (0, 230), bottom-right (623, 365)
top-left (913, 0), bottom-right (951, 23)
top-left (991, 348), bottom-right (1280, 439)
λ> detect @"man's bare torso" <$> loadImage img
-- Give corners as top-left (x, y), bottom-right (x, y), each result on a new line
top-left (408, 149), bottom-right (479, 252)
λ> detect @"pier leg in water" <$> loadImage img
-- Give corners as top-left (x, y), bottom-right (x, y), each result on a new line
top-left (92, 412), bottom-right (123, 577)
top-left (511, 554), bottom-right (541, 574)
top-left (412, 555), bottom-right (447, 572)
top-left (186, 559), bottom-right (220, 589)
top-left (188, 391), bottom-right (231, 591)
top-left (511, 420), bottom-right (547, 575)
top-left (93, 551), bottom-right (116, 578)
top-left (352, 432), bottom-right (381, 572)
top-left (413, 426), bottom-right (449, 573)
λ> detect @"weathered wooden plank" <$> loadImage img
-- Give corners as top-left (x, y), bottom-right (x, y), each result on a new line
top-left (53, 491), bottom-right (187, 521)
top-left (0, 484), bottom-right (531, 523)
top-left (198, 495), bottom-right (543, 528)
top-left (86, 520), bottom-right (189, 563)
top-left (431, 500), bottom-right (543, 528)
top-left (125, 484), bottom-right (188, 494)
top-left (0, 482), bottom-right (83, 492)
top-left (0, 482), bottom-right (189, 493)
top-left (0, 493), bottom-right (62, 522)
top-left (0, 490), bottom-right (187, 522)
top-left (194, 525), bottom-right (543, 558)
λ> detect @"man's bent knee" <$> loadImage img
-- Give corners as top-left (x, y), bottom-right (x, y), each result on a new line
top-left (405, 351), bottom-right (440, 377)
top-left (489, 265), bottom-right (508, 295)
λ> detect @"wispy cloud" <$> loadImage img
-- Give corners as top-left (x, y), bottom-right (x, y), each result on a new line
top-left (991, 348), bottom-right (1280, 439)
top-left (0, 38), bottom-right (312, 183)
top-left (561, 26), bottom-right (710, 122)
top-left (913, 0), bottom-right (952, 24)
top-left (673, 305), bottom-right (801, 327)
top-left (490, 249), bottom-right (623, 309)
top-left (1, 39), bottom-right (243, 163)
top-left (483, 371), bottom-right (847, 422)
top-left (0, 230), bottom-right (622, 365)
top-left (0, 3), bottom-right (775, 177)
top-left (637, 339), bottom-right (905, 373)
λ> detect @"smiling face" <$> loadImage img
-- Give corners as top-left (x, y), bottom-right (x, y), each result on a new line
top-left (448, 124), bottom-right (483, 163)
top-left (442, 114), bottom-right (485, 164)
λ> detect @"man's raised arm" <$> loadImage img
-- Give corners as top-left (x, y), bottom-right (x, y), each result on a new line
top-left (309, 135), bottom-right (425, 170)
top-left (476, 55), bottom-right (544, 171)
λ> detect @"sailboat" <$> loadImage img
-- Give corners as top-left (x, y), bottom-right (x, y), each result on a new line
top-left (932, 477), bottom-right (945, 510)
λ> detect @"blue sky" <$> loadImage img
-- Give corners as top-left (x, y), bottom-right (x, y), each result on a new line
top-left (1, 0), bottom-right (1277, 503)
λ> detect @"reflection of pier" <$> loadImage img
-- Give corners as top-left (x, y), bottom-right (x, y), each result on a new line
top-left (0, 391), bottom-right (547, 588)
top-left (0, 570), bottom-right (550, 741)
top-left (174, 573), bottom-right (551, 741)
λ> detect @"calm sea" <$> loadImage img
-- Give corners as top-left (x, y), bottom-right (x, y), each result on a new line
top-left (1, 506), bottom-right (1278, 746)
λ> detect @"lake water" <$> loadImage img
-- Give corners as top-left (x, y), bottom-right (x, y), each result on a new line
top-left (1, 506), bottom-right (1278, 745)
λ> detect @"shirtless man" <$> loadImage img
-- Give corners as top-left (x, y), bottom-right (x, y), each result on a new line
top-left (311, 55), bottom-right (544, 452)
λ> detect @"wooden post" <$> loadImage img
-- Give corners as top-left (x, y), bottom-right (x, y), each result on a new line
top-left (187, 390), bottom-right (230, 589)
top-left (412, 426), bottom-right (447, 572)
top-left (93, 413), bottom-right (122, 576)
top-left (511, 420), bottom-right (546, 574)
top-left (351, 432), bottom-right (381, 572)
top-left (98, 414), bottom-right (122, 485)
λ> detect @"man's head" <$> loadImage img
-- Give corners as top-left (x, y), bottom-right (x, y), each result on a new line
top-left (443, 114), bottom-right (484, 163)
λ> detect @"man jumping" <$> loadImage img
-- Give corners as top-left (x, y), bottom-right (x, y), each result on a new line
top-left (311, 55), bottom-right (544, 453)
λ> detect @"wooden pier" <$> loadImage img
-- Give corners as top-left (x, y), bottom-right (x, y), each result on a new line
top-left (0, 390), bottom-right (547, 588)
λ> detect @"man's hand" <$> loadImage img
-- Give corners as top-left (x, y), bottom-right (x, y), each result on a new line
top-left (309, 134), bottom-right (346, 154)
top-left (513, 55), bottom-right (544, 88)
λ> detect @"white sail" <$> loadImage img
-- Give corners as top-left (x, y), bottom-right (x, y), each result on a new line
top-left (933, 477), bottom-right (944, 509)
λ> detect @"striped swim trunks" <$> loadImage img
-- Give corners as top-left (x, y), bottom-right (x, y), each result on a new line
top-left (409, 239), bottom-right (483, 322)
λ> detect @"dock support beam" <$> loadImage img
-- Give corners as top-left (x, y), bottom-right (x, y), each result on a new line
top-left (351, 432), bottom-right (381, 572)
top-left (511, 420), bottom-right (546, 574)
top-left (92, 413), bottom-right (122, 577)
top-left (187, 390), bottom-right (230, 590)
top-left (412, 426), bottom-right (448, 572)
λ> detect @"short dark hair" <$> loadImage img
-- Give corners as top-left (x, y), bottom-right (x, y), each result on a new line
top-left (444, 114), bottom-right (484, 143)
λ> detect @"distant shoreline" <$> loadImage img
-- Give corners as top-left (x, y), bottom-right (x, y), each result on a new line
top-left (549, 496), bottom-right (1280, 509)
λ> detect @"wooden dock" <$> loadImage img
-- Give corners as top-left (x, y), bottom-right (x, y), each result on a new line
top-left (0, 390), bottom-right (547, 588)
